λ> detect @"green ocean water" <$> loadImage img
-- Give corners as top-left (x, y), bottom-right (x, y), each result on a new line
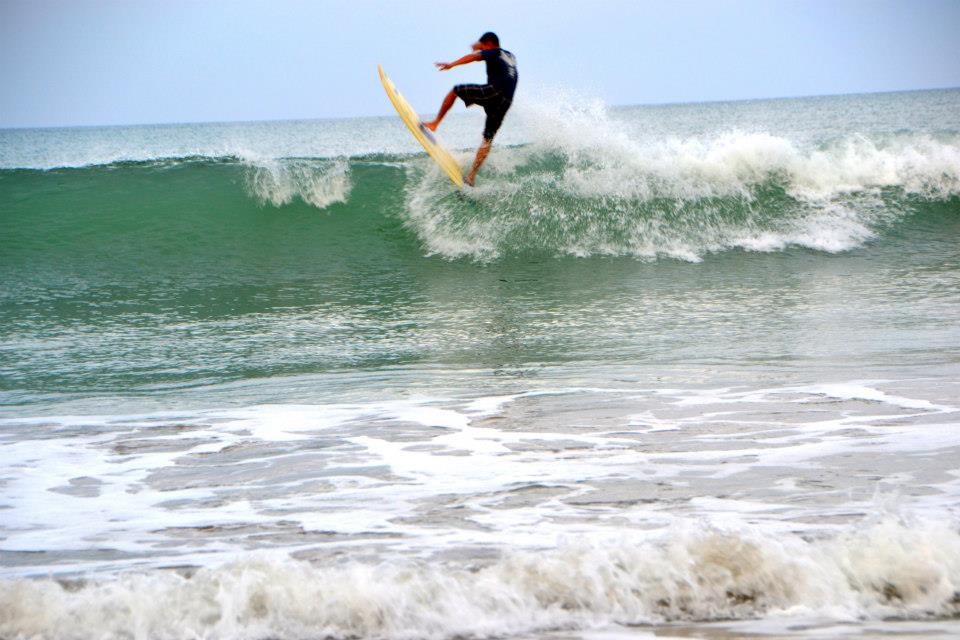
top-left (1, 132), bottom-right (958, 403)
top-left (1, 89), bottom-right (960, 639)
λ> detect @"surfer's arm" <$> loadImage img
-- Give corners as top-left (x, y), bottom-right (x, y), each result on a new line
top-left (435, 52), bottom-right (482, 71)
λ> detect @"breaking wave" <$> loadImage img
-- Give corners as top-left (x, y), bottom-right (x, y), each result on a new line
top-left (2, 518), bottom-right (958, 639)
top-left (403, 97), bottom-right (960, 260)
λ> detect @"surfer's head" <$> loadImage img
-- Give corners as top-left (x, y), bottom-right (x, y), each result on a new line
top-left (472, 32), bottom-right (499, 50)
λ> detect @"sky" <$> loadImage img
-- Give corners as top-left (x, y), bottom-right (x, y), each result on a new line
top-left (1, 0), bottom-right (959, 128)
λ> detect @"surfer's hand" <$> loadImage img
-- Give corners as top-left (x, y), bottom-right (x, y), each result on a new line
top-left (435, 62), bottom-right (452, 71)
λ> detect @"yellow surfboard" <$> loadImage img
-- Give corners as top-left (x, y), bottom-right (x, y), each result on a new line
top-left (378, 65), bottom-right (464, 188)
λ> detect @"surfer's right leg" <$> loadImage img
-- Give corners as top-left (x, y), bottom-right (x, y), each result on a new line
top-left (423, 90), bottom-right (457, 132)
top-left (465, 139), bottom-right (492, 186)
top-left (464, 98), bottom-right (510, 186)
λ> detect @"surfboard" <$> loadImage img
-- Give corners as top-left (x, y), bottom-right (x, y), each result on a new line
top-left (378, 65), bottom-right (464, 188)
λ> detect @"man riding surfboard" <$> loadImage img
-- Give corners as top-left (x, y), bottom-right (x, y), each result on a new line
top-left (423, 32), bottom-right (518, 186)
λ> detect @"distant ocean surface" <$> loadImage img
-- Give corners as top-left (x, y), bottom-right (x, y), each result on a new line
top-left (1, 88), bottom-right (959, 639)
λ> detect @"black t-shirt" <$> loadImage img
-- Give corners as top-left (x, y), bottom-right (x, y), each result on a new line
top-left (480, 48), bottom-right (518, 98)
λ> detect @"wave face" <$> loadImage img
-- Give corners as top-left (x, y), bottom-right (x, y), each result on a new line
top-left (2, 519), bottom-right (958, 639)
top-left (1, 134), bottom-right (958, 267)
top-left (2, 89), bottom-right (959, 265)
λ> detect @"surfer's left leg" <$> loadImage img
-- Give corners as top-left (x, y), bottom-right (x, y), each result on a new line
top-left (423, 90), bottom-right (457, 132)
top-left (465, 139), bottom-right (492, 186)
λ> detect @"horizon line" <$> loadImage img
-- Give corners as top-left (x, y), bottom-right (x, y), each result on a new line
top-left (2, 84), bottom-right (958, 132)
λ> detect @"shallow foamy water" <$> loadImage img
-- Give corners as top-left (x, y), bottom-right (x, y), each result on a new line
top-left (3, 376), bottom-right (960, 638)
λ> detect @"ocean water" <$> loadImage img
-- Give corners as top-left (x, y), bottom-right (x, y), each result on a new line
top-left (1, 88), bottom-right (959, 639)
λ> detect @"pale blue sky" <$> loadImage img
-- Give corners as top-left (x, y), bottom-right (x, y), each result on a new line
top-left (2, 0), bottom-right (959, 128)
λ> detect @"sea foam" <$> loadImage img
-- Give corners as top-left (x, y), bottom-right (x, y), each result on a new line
top-left (401, 91), bottom-right (960, 261)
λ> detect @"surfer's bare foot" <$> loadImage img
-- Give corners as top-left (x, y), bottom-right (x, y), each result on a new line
top-left (422, 120), bottom-right (438, 132)
top-left (464, 174), bottom-right (475, 186)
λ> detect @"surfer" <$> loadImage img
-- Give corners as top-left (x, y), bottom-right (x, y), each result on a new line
top-left (422, 32), bottom-right (517, 186)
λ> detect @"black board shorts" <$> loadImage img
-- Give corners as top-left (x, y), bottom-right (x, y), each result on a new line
top-left (454, 84), bottom-right (513, 141)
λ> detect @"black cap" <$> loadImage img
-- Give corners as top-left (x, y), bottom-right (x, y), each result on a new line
top-left (478, 32), bottom-right (499, 46)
